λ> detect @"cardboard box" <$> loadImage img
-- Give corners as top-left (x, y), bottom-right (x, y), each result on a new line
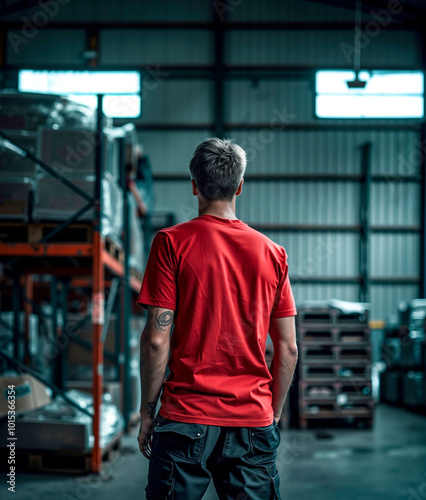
top-left (0, 374), bottom-right (51, 418)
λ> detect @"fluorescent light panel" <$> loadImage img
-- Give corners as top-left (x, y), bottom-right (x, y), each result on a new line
top-left (19, 70), bottom-right (140, 94)
top-left (315, 71), bottom-right (424, 118)
top-left (18, 70), bottom-right (141, 118)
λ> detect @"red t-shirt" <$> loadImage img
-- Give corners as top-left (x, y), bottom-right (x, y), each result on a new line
top-left (137, 214), bottom-right (297, 426)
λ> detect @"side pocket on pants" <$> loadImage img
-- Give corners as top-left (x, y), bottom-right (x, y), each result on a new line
top-left (152, 418), bottom-right (207, 463)
top-left (145, 454), bottom-right (174, 500)
top-left (246, 421), bottom-right (281, 466)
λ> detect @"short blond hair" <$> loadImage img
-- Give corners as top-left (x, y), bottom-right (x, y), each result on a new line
top-left (189, 138), bottom-right (246, 202)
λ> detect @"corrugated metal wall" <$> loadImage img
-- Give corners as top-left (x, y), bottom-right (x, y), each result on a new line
top-left (225, 30), bottom-right (418, 66)
top-left (100, 31), bottom-right (213, 65)
top-left (4, 0), bottom-right (423, 320)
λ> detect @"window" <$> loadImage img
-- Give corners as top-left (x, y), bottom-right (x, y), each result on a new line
top-left (18, 70), bottom-right (141, 118)
top-left (315, 71), bottom-right (424, 119)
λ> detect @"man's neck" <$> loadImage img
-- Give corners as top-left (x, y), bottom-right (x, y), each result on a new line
top-left (198, 200), bottom-right (238, 220)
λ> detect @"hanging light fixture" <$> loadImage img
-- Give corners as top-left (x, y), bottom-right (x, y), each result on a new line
top-left (346, 0), bottom-right (368, 89)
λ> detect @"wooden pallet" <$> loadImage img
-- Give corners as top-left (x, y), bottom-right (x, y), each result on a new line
top-left (0, 431), bottom-right (122, 475)
top-left (300, 400), bottom-right (338, 419)
top-left (301, 346), bottom-right (338, 363)
top-left (297, 307), bottom-right (368, 327)
top-left (0, 221), bottom-right (92, 243)
top-left (302, 363), bottom-right (372, 381)
top-left (298, 326), bottom-right (337, 345)
top-left (301, 345), bottom-right (371, 364)
top-left (337, 327), bottom-right (370, 344)
top-left (299, 326), bottom-right (370, 345)
top-left (298, 307), bottom-right (336, 326)
top-left (299, 397), bottom-right (374, 427)
top-left (339, 403), bottom-right (374, 417)
top-left (301, 381), bottom-right (373, 400)
top-left (301, 382), bottom-right (339, 400)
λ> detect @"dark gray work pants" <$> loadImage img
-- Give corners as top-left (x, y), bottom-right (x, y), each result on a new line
top-left (145, 415), bottom-right (281, 500)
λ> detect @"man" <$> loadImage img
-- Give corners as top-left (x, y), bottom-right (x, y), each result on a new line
top-left (137, 138), bottom-right (298, 500)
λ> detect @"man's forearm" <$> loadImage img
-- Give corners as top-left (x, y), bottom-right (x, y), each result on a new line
top-left (270, 342), bottom-right (298, 419)
top-left (137, 307), bottom-right (173, 459)
top-left (139, 307), bottom-right (173, 418)
top-left (140, 332), bottom-right (169, 419)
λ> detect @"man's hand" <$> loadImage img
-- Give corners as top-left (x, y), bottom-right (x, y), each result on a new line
top-left (138, 417), bottom-right (156, 459)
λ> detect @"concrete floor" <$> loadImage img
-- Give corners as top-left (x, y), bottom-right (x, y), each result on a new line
top-left (10, 404), bottom-right (426, 500)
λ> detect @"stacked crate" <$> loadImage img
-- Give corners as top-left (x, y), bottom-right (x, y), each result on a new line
top-left (297, 301), bottom-right (373, 428)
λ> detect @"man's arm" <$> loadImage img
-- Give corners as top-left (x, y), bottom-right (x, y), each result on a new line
top-left (138, 306), bottom-right (174, 459)
top-left (268, 315), bottom-right (298, 423)
top-left (129, 180), bottom-right (148, 217)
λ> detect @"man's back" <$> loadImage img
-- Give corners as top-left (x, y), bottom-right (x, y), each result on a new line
top-left (138, 213), bottom-right (297, 426)
top-left (138, 138), bottom-right (298, 499)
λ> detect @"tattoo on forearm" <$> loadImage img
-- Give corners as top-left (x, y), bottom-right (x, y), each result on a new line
top-left (156, 310), bottom-right (173, 330)
top-left (147, 308), bottom-right (174, 332)
top-left (146, 401), bottom-right (156, 416)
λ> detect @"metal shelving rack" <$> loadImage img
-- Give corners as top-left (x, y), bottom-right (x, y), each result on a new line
top-left (0, 95), bottom-right (142, 473)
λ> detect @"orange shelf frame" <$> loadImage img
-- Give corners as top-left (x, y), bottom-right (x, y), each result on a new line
top-left (0, 234), bottom-right (142, 474)
top-left (0, 242), bottom-right (93, 257)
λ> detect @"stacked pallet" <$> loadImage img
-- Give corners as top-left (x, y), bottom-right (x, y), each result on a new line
top-left (297, 301), bottom-right (373, 429)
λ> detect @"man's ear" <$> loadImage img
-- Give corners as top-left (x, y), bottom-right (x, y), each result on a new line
top-left (191, 179), bottom-right (198, 196)
top-left (235, 179), bottom-right (244, 196)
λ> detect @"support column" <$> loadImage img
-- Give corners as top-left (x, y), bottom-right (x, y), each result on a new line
top-left (359, 142), bottom-right (372, 303)
top-left (118, 136), bottom-right (132, 427)
top-left (213, 3), bottom-right (225, 139)
top-left (420, 29), bottom-right (426, 297)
